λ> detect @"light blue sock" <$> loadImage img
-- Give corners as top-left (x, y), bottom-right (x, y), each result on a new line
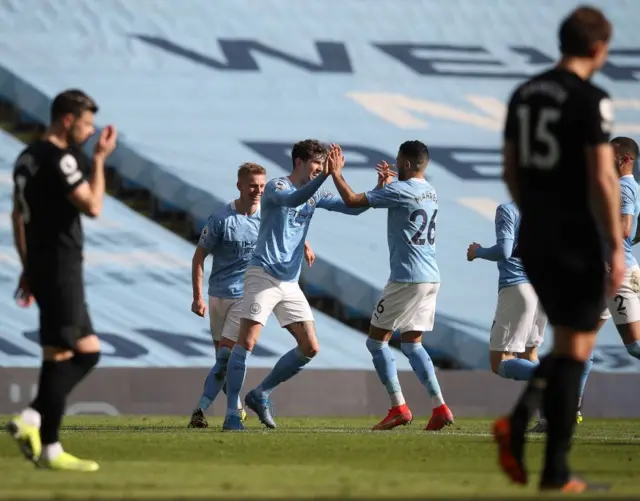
top-left (197, 346), bottom-right (231, 410)
top-left (400, 342), bottom-right (442, 399)
top-left (497, 358), bottom-right (537, 381)
top-left (226, 345), bottom-right (250, 417)
top-left (578, 353), bottom-right (594, 408)
top-left (256, 347), bottom-right (312, 398)
top-left (625, 340), bottom-right (640, 360)
top-left (366, 337), bottom-right (403, 399)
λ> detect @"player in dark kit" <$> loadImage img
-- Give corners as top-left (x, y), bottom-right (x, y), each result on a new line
top-left (5, 89), bottom-right (118, 472)
top-left (493, 6), bottom-right (624, 493)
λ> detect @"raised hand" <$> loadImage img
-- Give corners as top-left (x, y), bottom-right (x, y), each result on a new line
top-left (327, 144), bottom-right (345, 176)
top-left (376, 161), bottom-right (397, 188)
top-left (95, 125), bottom-right (118, 157)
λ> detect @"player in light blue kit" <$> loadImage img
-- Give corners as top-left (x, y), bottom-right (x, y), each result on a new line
top-left (467, 202), bottom-right (547, 382)
top-left (598, 137), bottom-right (640, 360)
top-left (223, 140), bottom-right (383, 431)
top-left (187, 162), bottom-right (316, 428)
top-left (530, 137), bottom-right (640, 433)
top-left (330, 140), bottom-right (454, 431)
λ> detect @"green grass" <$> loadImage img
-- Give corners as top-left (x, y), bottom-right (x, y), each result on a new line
top-left (1, 416), bottom-right (639, 499)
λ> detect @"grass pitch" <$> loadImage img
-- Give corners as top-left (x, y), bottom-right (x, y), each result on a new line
top-left (0, 415), bottom-right (639, 499)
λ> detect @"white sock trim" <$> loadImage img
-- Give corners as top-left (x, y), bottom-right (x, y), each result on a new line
top-left (20, 407), bottom-right (41, 428)
top-left (432, 393), bottom-right (445, 408)
top-left (390, 392), bottom-right (406, 407)
top-left (43, 442), bottom-right (63, 461)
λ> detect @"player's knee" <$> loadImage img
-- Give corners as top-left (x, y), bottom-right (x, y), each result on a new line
top-left (299, 342), bottom-right (319, 359)
top-left (239, 319), bottom-right (262, 350)
top-left (366, 336), bottom-right (385, 354)
top-left (75, 334), bottom-right (100, 353)
top-left (489, 351), bottom-right (510, 374)
top-left (519, 346), bottom-right (538, 362)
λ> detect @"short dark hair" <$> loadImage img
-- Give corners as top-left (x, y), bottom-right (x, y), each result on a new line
top-left (399, 140), bottom-right (429, 169)
top-left (611, 136), bottom-right (639, 162)
top-left (291, 139), bottom-right (329, 169)
top-left (559, 6), bottom-right (612, 57)
top-left (50, 89), bottom-right (99, 124)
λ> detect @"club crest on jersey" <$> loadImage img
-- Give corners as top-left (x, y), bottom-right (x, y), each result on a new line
top-left (202, 225), bottom-right (209, 236)
top-left (275, 180), bottom-right (286, 191)
top-left (307, 198), bottom-right (316, 207)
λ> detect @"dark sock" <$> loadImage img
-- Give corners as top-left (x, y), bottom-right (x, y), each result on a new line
top-left (506, 355), bottom-right (556, 464)
top-left (68, 352), bottom-right (100, 393)
top-left (510, 355), bottom-right (555, 433)
top-left (36, 360), bottom-right (76, 445)
top-left (540, 356), bottom-right (585, 487)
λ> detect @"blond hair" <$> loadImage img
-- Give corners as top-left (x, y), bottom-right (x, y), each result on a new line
top-left (237, 162), bottom-right (266, 180)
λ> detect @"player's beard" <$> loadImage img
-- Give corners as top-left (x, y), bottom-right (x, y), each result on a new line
top-left (67, 120), bottom-right (90, 147)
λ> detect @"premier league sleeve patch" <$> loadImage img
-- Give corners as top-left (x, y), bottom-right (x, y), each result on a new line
top-left (275, 180), bottom-right (286, 191)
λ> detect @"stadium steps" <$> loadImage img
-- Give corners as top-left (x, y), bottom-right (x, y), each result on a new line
top-left (0, 97), bottom-right (458, 369)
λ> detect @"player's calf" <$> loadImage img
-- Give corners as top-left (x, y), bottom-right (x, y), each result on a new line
top-left (616, 322), bottom-right (640, 361)
top-left (400, 334), bottom-right (454, 431)
top-left (366, 334), bottom-right (413, 430)
top-left (247, 323), bottom-right (317, 429)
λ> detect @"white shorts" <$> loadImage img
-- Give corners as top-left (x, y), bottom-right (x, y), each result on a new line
top-left (600, 266), bottom-right (640, 325)
top-left (490, 283), bottom-right (547, 353)
top-left (209, 296), bottom-right (242, 343)
top-left (370, 282), bottom-right (439, 334)
top-left (241, 266), bottom-right (314, 327)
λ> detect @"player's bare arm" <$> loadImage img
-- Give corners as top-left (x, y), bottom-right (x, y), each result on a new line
top-left (502, 141), bottom-right (520, 207)
top-left (11, 190), bottom-right (34, 307)
top-left (587, 142), bottom-right (624, 293)
top-left (67, 125), bottom-right (118, 218)
top-left (304, 241), bottom-right (315, 267)
top-left (191, 246), bottom-right (208, 317)
top-left (11, 190), bottom-right (27, 268)
top-left (622, 214), bottom-right (634, 239)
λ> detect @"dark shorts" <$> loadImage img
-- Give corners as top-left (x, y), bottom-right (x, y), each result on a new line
top-left (519, 225), bottom-right (606, 332)
top-left (27, 264), bottom-right (94, 349)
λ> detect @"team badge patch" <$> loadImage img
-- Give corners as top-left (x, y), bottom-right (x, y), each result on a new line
top-left (275, 180), bottom-right (286, 191)
top-left (307, 198), bottom-right (316, 207)
top-left (250, 303), bottom-right (262, 315)
top-left (202, 225), bottom-right (209, 236)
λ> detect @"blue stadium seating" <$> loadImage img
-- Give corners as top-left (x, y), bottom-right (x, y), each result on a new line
top-left (0, 0), bottom-right (639, 371)
top-left (0, 131), bottom-right (411, 370)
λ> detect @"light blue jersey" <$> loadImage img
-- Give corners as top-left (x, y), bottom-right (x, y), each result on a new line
top-left (620, 175), bottom-right (640, 269)
top-left (198, 202), bottom-right (261, 298)
top-left (493, 202), bottom-right (528, 290)
top-left (252, 174), bottom-right (368, 282)
top-left (365, 178), bottom-right (439, 283)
